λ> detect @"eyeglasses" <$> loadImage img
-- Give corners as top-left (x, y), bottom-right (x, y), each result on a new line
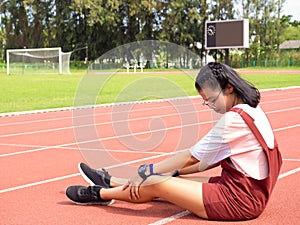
top-left (202, 89), bottom-right (222, 109)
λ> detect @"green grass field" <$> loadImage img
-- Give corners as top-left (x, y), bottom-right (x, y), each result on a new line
top-left (0, 68), bottom-right (299, 114)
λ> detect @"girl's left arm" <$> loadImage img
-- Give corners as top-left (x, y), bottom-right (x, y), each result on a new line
top-left (177, 162), bottom-right (220, 175)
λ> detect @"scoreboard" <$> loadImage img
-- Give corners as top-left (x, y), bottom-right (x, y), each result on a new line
top-left (205, 19), bottom-right (249, 49)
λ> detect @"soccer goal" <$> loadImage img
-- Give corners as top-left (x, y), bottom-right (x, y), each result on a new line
top-left (6, 47), bottom-right (71, 75)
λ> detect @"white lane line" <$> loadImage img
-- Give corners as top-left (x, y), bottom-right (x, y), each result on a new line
top-left (266, 106), bottom-right (300, 114)
top-left (0, 104), bottom-right (299, 140)
top-left (0, 143), bottom-right (167, 155)
top-left (0, 109), bottom-right (205, 138)
top-left (273, 124), bottom-right (300, 132)
top-left (0, 173), bottom-right (80, 194)
top-left (148, 210), bottom-right (191, 225)
top-left (278, 167), bottom-right (300, 179)
top-left (0, 119), bottom-right (212, 157)
top-left (283, 158), bottom-right (300, 162)
top-left (1, 117), bottom-right (299, 158)
top-left (263, 97), bottom-right (300, 105)
top-left (0, 100), bottom-right (205, 127)
top-left (0, 150), bottom-right (185, 194)
top-left (148, 166), bottom-right (300, 225)
top-left (0, 145), bottom-right (167, 157)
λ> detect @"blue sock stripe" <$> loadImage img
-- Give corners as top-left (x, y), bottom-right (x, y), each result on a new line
top-left (149, 164), bottom-right (154, 175)
top-left (172, 170), bottom-right (179, 177)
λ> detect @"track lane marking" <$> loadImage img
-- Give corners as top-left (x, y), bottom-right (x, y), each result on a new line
top-left (0, 150), bottom-right (186, 194)
top-left (0, 104), bottom-right (299, 139)
top-left (1, 119), bottom-right (299, 158)
top-left (148, 210), bottom-right (190, 225)
top-left (0, 120), bottom-right (213, 157)
top-left (273, 124), bottom-right (300, 132)
top-left (0, 101), bottom-right (206, 127)
top-left (0, 109), bottom-right (207, 138)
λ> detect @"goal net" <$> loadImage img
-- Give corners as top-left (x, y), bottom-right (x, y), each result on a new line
top-left (6, 47), bottom-right (71, 75)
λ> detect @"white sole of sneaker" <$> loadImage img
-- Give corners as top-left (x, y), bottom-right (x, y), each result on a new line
top-left (70, 199), bottom-right (115, 206)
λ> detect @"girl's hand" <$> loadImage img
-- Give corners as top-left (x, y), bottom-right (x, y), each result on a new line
top-left (122, 175), bottom-right (145, 200)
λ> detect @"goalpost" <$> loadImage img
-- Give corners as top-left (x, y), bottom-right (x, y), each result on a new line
top-left (6, 47), bottom-right (72, 75)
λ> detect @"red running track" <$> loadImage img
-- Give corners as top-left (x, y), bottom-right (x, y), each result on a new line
top-left (0, 87), bottom-right (300, 225)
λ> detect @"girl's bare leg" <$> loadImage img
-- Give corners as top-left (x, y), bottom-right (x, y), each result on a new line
top-left (110, 177), bottom-right (128, 187)
top-left (178, 176), bottom-right (210, 183)
top-left (100, 175), bottom-right (208, 219)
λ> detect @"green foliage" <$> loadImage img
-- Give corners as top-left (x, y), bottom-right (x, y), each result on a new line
top-left (282, 26), bottom-right (300, 41)
top-left (0, 0), bottom-right (299, 64)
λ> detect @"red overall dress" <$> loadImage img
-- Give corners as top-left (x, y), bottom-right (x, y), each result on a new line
top-left (202, 108), bottom-right (282, 221)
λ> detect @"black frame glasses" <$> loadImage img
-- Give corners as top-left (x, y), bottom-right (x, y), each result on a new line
top-left (202, 89), bottom-right (222, 109)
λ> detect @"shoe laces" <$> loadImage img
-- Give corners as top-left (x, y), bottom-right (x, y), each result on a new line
top-left (80, 186), bottom-right (97, 198)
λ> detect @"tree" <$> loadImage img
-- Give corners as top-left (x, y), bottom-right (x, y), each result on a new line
top-left (28, 0), bottom-right (54, 48)
top-left (280, 15), bottom-right (300, 41)
top-left (239, 0), bottom-right (287, 61)
top-left (160, 0), bottom-right (202, 47)
top-left (0, 0), bottom-right (298, 63)
top-left (1, 0), bottom-right (30, 49)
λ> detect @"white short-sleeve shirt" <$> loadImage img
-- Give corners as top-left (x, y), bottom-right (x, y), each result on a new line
top-left (190, 104), bottom-right (274, 180)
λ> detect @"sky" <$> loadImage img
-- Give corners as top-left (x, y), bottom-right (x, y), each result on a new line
top-left (282, 0), bottom-right (300, 21)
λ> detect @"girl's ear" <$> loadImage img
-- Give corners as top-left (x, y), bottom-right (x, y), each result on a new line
top-left (225, 83), bottom-right (234, 94)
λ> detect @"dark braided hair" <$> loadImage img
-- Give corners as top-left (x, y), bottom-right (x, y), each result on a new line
top-left (195, 62), bottom-right (260, 107)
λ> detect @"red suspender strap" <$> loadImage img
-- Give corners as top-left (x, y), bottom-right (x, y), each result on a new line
top-left (230, 108), bottom-right (270, 151)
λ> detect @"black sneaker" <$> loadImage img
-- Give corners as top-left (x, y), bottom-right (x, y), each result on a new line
top-left (78, 162), bottom-right (111, 188)
top-left (66, 185), bottom-right (113, 205)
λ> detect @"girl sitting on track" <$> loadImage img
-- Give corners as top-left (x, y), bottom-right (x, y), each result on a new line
top-left (66, 62), bottom-right (282, 221)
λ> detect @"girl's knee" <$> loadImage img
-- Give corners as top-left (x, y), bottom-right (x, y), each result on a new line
top-left (143, 175), bottom-right (171, 188)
